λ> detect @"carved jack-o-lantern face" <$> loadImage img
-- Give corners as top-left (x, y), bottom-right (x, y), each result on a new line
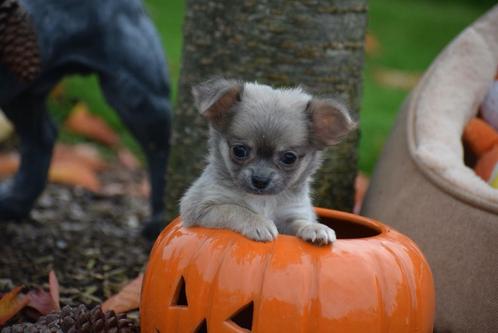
top-left (140, 208), bottom-right (435, 333)
top-left (168, 275), bottom-right (253, 332)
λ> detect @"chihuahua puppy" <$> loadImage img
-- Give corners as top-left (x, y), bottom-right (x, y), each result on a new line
top-left (180, 78), bottom-right (356, 245)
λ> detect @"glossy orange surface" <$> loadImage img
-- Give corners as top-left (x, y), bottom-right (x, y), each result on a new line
top-left (140, 208), bottom-right (435, 333)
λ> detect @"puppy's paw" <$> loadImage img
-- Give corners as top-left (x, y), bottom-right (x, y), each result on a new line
top-left (297, 223), bottom-right (336, 246)
top-left (241, 219), bottom-right (278, 242)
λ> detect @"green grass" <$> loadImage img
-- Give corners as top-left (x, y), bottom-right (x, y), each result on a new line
top-left (49, 0), bottom-right (493, 173)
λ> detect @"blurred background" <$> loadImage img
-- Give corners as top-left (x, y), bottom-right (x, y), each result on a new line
top-left (47, 0), bottom-right (496, 175)
top-left (0, 0), bottom-right (496, 324)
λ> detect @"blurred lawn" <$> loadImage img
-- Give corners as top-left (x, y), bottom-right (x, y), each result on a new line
top-left (50, 0), bottom-right (493, 173)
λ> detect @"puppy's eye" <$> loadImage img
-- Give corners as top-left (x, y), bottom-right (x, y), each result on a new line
top-left (232, 144), bottom-right (251, 160)
top-left (280, 151), bottom-right (298, 165)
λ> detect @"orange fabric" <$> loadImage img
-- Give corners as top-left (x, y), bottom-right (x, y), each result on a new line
top-left (463, 118), bottom-right (498, 156)
top-left (475, 145), bottom-right (498, 180)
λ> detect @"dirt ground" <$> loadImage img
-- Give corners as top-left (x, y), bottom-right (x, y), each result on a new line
top-left (0, 163), bottom-right (153, 307)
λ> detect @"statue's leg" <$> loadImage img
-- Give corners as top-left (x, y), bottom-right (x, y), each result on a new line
top-left (0, 93), bottom-right (57, 220)
top-left (95, 8), bottom-right (172, 239)
top-left (99, 72), bottom-right (172, 239)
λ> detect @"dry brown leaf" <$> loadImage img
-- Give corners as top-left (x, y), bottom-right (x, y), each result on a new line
top-left (48, 270), bottom-right (60, 311)
top-left (101, 275), bottom-right (143, 314)
top-left (0, 286), bottom-right (29, 326)
top-left (373, 68), bottom-right (422, 91)
top-left (365, 32), bottom-right (381, 56)
top-left (25, 289), bottom-right (57, 316)
top-left (0, 152), bottom-right (19, 180)
top-left (24, 270), bottom-right (61, 316)
top-left (49, 160), bottom-right (101, 192)
top-left (354, 172), bottom-right (370, 214)
top-left (54, 143), bottom-right (107, 172)
top-left (64, 102), bottom-right (120, 147)
top-left (0, 145), bottom-right (103, 191)
top-left (118, 148), bottom-right (141, 170)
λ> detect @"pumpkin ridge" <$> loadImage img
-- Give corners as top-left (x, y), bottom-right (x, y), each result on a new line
top-left (401, 239), bottom-right (435, 329)
top-left (206, 238), bottom-right (236, 330)
top-left (185, 234), bottom-right (218, 328)
top-left (149, 217), bottom-right (182, 261)
top-left (178, 228), bottom-right (212, 268)
top-left (308, 247), bottom-right (321, 332)
top-left (253, 239), bottom-right (276, 332)
top-left (170, 228), bottom-right (212, 331)
top-left (381, 242), bottom-right (417, 331)
top-left (374, 276), bottom-right (386, 333)
top-left (370, 243), bottom-right (393, 333)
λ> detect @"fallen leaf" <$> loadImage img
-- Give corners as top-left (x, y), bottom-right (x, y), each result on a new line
top-left (118, 148), bottom-right (141, 170)
top-left (373, 68), bottom-right (422, 91)
top-left (54, 143), bottom-right (107, 172)
top-left (49, 160), bottom-right (101, 192)
top-left (354, 172), bottom-right (370, 214)
top-left (25, 289), bottom-right (57, 316)
top-left (0, 152), bottom-right (19, 180)
top-left (365, 32), bottom-right (381, 56)
top-left (49, 270), bottom-right (60, 311)
top-left (0, 286), bottom-right (29, 326)
top-left (0, 146), bottom-right (102, 191)
top-left (64, 102), bottom-right (120, 147)
top-left (102, 275), bottom-right (143, 313)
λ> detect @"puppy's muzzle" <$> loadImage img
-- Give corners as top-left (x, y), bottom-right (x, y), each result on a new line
top-left (251, 175), bottom-right (271, 190)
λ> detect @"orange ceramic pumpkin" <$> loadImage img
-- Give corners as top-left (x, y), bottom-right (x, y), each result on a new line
top-left (140, 208), bottom-right (434, 333)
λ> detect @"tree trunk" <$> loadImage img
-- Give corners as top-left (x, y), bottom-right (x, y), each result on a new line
top-left (166, 0), bottom-right (367, 219)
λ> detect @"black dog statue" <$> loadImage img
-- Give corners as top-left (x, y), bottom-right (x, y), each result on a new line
top-left (0, 0), bottom-right (171, 239)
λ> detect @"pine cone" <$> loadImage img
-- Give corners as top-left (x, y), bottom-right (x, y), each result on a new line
top-left (0, 0), bottom-right (41, 81)
top-left (1, 305), bottom-right (138, 333)
top-left (1, 322), bottom-right (58, 333)
top-left (58, 305), bottom-right (138, 333)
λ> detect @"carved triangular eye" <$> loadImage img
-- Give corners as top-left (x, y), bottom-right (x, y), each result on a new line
top-left (171, 276), bottom-right (188, 307)
top-left (194, 319), bottom-right (208, 333)
top-left (227, 301), bottom-right (254, 331)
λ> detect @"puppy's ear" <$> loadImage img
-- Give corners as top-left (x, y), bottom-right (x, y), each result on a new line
top-left (307, 98), bottom-right (357, 148)
top-left (192, 78), bottom-right (243, 128)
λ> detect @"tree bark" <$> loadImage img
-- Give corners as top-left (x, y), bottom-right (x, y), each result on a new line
top-left (166, 0), bottom-right (367, 219)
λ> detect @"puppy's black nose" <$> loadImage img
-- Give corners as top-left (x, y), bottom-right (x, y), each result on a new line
top-left (251, 175), bottom-right (270, 189)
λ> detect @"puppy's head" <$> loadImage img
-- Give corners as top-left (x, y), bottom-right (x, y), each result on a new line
top-left (193, 78), bottom-right (357, 195)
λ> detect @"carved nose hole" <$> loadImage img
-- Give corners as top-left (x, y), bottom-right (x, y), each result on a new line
top-left (228, 301), bottom-right (254, 331)
top-left (194, 319), bottom-right (208, 333)
top-left (171, 276), bottom-right (188, 307)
